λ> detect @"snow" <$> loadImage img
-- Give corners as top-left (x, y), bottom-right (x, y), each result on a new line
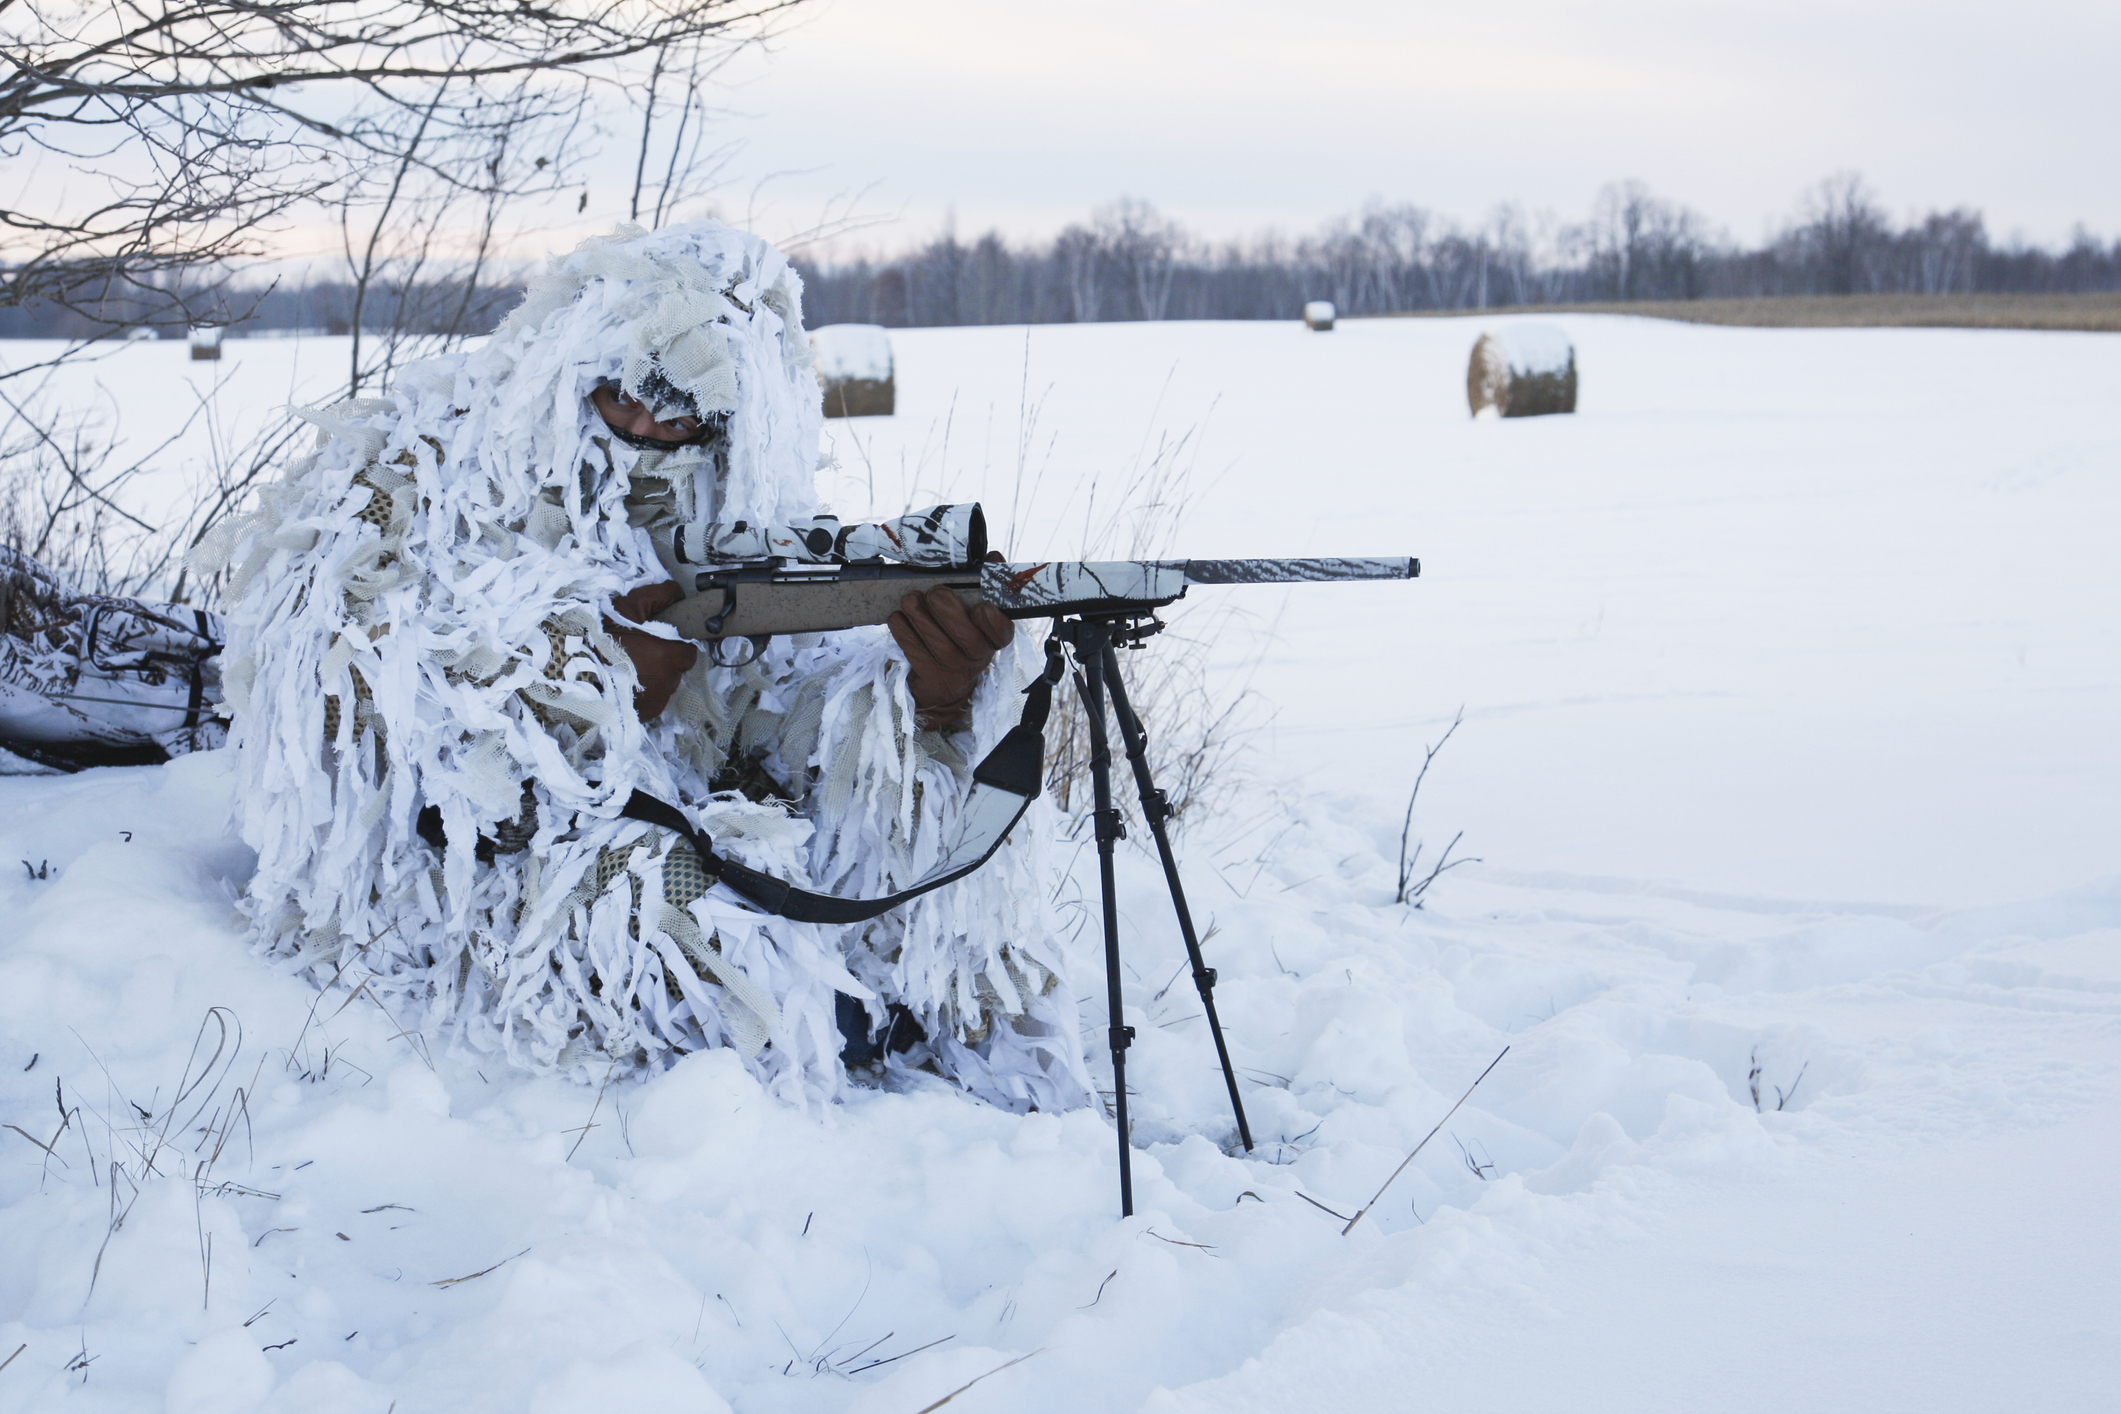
top-left (810, 324), bottom-right (894, 384)
top-left (1493, 319), bottom-right (1572, 373)
top-left (2, 314), bottom-right (2118, 1412)
top-left (0, 335), bottom-right (363, 544)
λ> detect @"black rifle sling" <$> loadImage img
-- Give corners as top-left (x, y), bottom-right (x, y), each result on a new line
top-left (620, 640), bottom-right (1063, 925)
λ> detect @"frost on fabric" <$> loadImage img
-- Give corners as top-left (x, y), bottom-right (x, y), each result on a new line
top-left (196, 222), bottom-right (1088, 1112)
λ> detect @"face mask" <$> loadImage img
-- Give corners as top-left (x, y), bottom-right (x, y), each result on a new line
top-left (608, 422), bottom-right (715, 452)
top-left (593, 373), bottom-right (726, 451)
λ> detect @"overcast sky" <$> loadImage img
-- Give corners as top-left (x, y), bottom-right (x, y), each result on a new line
top-left (680, 0), bottom-right (2120, 253)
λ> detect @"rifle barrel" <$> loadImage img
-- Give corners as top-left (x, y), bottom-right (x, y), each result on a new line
top-left (1182, 556), bottom-right (1418, 585)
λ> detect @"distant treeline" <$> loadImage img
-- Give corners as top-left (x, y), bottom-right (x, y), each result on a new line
top-left (0, 276), bottom-right (524, 342)
top-left (6, 175), bottom-right (2117, 339)
top-left (796, 177), bottom-right (2121, 328)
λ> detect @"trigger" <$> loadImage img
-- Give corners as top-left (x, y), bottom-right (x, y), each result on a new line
top-left (701, 585), bottom-right (736, 638)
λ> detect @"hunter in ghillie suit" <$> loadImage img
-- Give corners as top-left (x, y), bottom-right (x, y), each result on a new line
top-left (193, 221), bottom-right (1089, 1110)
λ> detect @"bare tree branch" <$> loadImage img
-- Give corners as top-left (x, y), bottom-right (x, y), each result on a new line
top-left (1, 0), bottom-right (806, 331)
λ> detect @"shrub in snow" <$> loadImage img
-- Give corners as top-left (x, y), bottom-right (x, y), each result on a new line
top-left (811, 322), bottom-right (895, 417)
top-left (1467, 324), bottom-right (1577, 418)
top-left (1303, 300), bottom-right (1336, 331)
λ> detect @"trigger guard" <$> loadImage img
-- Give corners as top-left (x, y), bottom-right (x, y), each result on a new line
top-left (710, 635), bottom-right (765, 667)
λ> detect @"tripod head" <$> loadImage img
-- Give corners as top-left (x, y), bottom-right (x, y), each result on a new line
top-left (1052, 610), bottom-right (1167, 654)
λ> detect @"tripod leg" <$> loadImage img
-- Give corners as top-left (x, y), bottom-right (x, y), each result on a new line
top-left (1078, 622), bottom-right (1136, 1217)
top-left (1099, 640), bottom-right (1255, 1153)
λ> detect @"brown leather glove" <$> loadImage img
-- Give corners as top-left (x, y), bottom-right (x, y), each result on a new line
top-left (889, 584), bottom-right (1015, 732)
top-left (606, 580), bottom-right (699, 722)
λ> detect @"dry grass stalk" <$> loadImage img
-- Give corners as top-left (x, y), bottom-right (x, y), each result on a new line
top-left (431, 1246), bottom-right (532, 1288)
top-left (1340, 1046), bottom-right (1509, 1235)
top-left (2, 356), bottom-right (309, 600)
top-left (1396, 709), bottom-right (1478, 906)
top-left (825, 356), bottom-right (1257, 831)
top-left (911, 1349), bottom-right (1042, 1413)
top-left (1033, 420), bottom-right (1261, 829)
top-left (7, 1008), bottom-right (273, 1312)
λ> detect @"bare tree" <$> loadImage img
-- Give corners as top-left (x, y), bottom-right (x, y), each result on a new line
top-left (1299, 204), bottom-right (1448, 315)
top-left (1786, 171), bottom-right (1891, 295)
top-left (625, 44), bottom-right (745, 230)
top-left (1484, 204), bottom-right (1537, 307)
top-left (1569, 180), bottom-right (1719, 301)
top-left (333, 69), bottom-right (562, 399)
top-left (0, 0), bottom-right (804, 347)
top-left (1055, 225), bottom-right (1106, 323)
top-left (1900, 208), bottom-right (1986, 295)
top-left (1096, 198), bottom-right (1183, 321)
top-left (3, 0), bottom-right (810, 595)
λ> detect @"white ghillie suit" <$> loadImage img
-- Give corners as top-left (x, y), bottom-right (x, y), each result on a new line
top-left (206, 222), bottom-right (1090, 1111)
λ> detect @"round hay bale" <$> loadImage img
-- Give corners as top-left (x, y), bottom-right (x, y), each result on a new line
top-left (1467, 324), bottom-right (1577, 418)
top-left (810, 323), bottom-right (895, 418)
top-left (1302, 300), bottom-right (1336, 331)
top-left (188, 325), bottom-right (223, 362)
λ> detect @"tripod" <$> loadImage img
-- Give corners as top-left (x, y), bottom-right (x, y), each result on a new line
top-left (1055, 614), bottom-right (1254, 1217)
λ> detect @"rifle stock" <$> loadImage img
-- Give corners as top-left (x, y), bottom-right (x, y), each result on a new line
top-left (657, 564), bottom-right (982, 642)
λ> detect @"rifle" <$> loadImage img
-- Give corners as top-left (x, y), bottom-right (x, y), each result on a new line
top-left (635, 502), bottom-right (1418, 1217)
top-left (653, 503), bottom-right (1417, 655)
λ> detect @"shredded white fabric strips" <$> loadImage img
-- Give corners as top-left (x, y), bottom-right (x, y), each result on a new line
top-left (207, 222), bottom-right (1090, 1111)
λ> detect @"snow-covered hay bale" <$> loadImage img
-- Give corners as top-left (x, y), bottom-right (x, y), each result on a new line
top-left (188, 325), bottom-right (223, 362)
top-left (1467, 324), bottom-right (1577, 418)
top-left (1303, 300), bottom-right (1336, 331)
top-left (810, 323), bottom-right (895, 418)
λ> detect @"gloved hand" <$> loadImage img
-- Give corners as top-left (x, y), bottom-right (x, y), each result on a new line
top-left (606, 580), bottom-right (699, 722)
top-left (890, 584), bottom-right (1014, 732)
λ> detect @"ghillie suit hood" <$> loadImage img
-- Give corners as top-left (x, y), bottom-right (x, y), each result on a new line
top-left (203, 222), bottom-right (1088, 1110)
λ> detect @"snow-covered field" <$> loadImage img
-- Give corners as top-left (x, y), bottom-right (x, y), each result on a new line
top-left (1, 315), bottom-right (2115, 1413)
